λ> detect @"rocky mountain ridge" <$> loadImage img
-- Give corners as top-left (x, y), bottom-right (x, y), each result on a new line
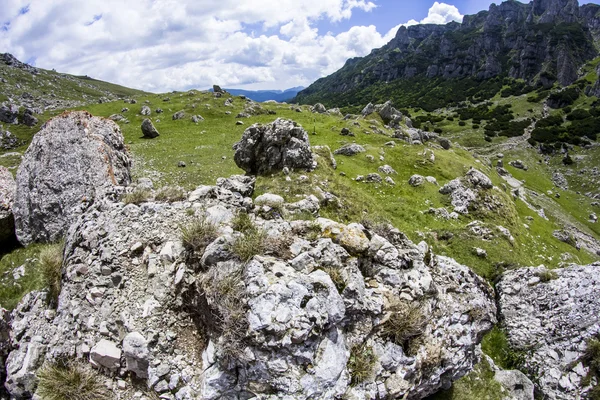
top-left (295, 0), bottom-right (600, 110)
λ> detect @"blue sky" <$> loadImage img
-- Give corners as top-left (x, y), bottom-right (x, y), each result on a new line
top-left (1, 0), bottom-right (599, 92)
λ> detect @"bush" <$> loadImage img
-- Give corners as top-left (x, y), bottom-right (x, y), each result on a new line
top-left (180, 218), bottom-right (218, 253)
top-left (155, 186), bottom-right (186, 202)
top-left (348, 345), bottom-right (377, 385)
top-left (231, 229), bottom-right (267, 262)
top-left (582, 335), bottom-right (600, 399)
top-left (458, 121), bottom-right (466, 126)
top-left (380, 301), bottom-right (425, 350)
top-left (122, 189), bottom-right (151, 205)
top-left (36, 361), bottom-right (111, 400)
top-left (563, 153), bottom-right (574, 165)
top-left (39, 243), bottom-right (64, 307)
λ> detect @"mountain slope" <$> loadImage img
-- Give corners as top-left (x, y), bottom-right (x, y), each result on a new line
top-left (295, 0), bottom-right (600, 112)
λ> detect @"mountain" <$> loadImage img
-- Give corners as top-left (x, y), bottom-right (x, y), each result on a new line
top-left (295, 0), bottom-right (600, 112)
top-left (210, 86), bottom-right (304, 102)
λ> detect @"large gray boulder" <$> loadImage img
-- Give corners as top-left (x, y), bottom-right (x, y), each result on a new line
top-left (0, 167), bottom-right (16, 244)
top-left (233, 118), bottom-right (315, 175)
top-left (439, 168), bottom-right (494, 214)
top-left (4, 176), bottom-right (496, 399)
top-left (141, 118), bottom-right (159, 138)
top-left (13, 111), bottom-right (131, 245)
top-left (498, 263), bottom-right (600, 399)
top-left (0, 104), bottom-right (19, 124)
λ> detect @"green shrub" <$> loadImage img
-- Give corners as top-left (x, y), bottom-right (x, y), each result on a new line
top-left (155, 186), bottom-right (186, 202)
top-left (122, 189), bottom-right (151, 205)
top-left (231, 229), bottom-right (267, 262)
top-left (458, 121), bottom-right (466, 126)
top-left (348, 345), bottom-right (377, 385)
top-left (583, 335), bottom-right (600, 399)
top-left (380, 301), bottom-right (425, 350)
top-left (180, 218), bottom-right (218, 253)
top-left (36, 361), bottom-right (111, 400)
top-left (39, 243), bottom-right (64, 307)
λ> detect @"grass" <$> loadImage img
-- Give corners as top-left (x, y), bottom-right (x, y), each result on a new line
top-left (380, 301), bottom-right (426, 351)
top-left (348, 345), bottom-right (377, 385)
top-left (426, 356), bottom-right (505, 400)
top-left (122, 189), bottom-right (151, 205)
top-left (536, 269), bottom-right (558, 282)
top-left (0, 244), bottom-right (47, 310)
top-left (481, 326), bottom-right (526, 370)
top-left (39, 242), bottom-right (64, 307)
top-left (180, 218), bottom-right (218, 254)
top-left (154, 186), bottom-right (186, 202)
top-left (231, 211), bottom-right (254, 233)
top-left (231, 228), bottom-right (267, 262)
top-left (36, 360), bottom-right (111, 400)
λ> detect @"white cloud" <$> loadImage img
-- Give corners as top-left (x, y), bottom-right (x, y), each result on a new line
top-left (0, 1), bottom-right (462, 92)
top-left (402, 2), bottom-right (463, 27)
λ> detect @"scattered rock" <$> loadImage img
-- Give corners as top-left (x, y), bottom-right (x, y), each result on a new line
top-left (311, 103), bottom-right (327, 113)
top-left (233, 118), bottom-right (315, 175)
top-left (0, 126), bottom-right (19, 150)
top-left (438, 138), bottom-right (451, 150)
top-left (13, 111), bottom-right (131, 245)
top-left (191, 115), bottom-right (204, 123)
top-left (340, 127), bottom-right (354, 136)
top-left (123, 332), bottom-right (150, 378)
top-left (385, 176), bottom-right (396, 185)
top-left (172, 111), bottom-right (185, 120)
top-left (378, 165), bottom-right (397, 175)
top-left (140, 106), bottom-right (151, 116)
top-left (21, 109), bottom-right (37, 127)
top-left (90, 339), bottom-right (121, 370)
top-left (409, 175), bottom-right (425, 187)
top-left (333, 143), bottom-right (365, 156)
top-left (0, 104), bottom-right (19, 124)
top-left (236, 121), bottom-right (244, 125)
top-left (365, 173), bottom-right (382, 183)
top-left (141, 118), bottom-right (160, 139)
top-left (509, 160), bottom-right (528, 170)
top-left (178, 161), bottom-right (186, 168)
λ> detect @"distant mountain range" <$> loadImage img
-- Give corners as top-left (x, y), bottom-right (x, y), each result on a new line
top-left (210, 87), bottom-right (304, 103)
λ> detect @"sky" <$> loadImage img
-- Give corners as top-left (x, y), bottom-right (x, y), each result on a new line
top-left (0, 0), bottom-right (599, 93)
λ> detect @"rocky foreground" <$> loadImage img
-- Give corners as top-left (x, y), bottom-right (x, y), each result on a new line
top-left (0, 111), bottom-right (598, 399)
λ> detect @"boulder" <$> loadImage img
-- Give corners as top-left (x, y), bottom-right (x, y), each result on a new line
top-left (13, 111), bottom-right (131, 245)
top-left (361, 102), bottom-right (375, 116)
top-left (141, 118), bottom-right (160, 138)
top-left (378, 165), bottom-right (397, 175)
top-left (21, 109), bottom-right (38, 127)
top-left (123, 332), bottom-right (150, 378)
top-left (365, 173), bottom-right (382, 183)
top-left (90, 339), bottom-right (121, 370)
top-left (0, 104), bottom-right (19, 124)
top-left (333, 143), bottom-right (366, 156)
top-left (191, 115), bottom-right (204, 123)
top-left (0, 167), bottom-right (16, 244)
top-left (311, 103), bottom-right (327, 114)
top-left (439, 168), bottom-right (493, 214)
top-left (140, 105), bottom-right (151, 116)
top-left (213, 85), bottom-right (225, 94)
top-left (409, 174), bottom-right (425, 187)
top-left (173, 111), bottom-right (185, 120)
top-left (233, 118), bottom-right (315, 175)
top-left (215, 175), bottom-right (255, 197)
top-left (498, 263), bottom-right (600, 399)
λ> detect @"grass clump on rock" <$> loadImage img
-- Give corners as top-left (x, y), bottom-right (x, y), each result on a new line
top-left (180, 218), bottom-right (218, 254)
top-left (231, 227), bottom-right (267, 262)
top-left (155, 186), bottom-right (186, 202)
top-left (582, 335), bottom-right (600, 399)
top-left (122, 189), bottom-right (151, 205)
top-left (380, 301), bottom-right (426, 351)
top-left (36, 360), bottom-right (111, 400)
top-left (348, 345), bottom-right (377, 385)
top-left (39, 242), bottom-right (64, 307)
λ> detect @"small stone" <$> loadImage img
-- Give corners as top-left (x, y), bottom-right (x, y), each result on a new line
top-left (177, 161), bottom-right (186, 168)
top-left (90, 339), bottom-right (121, 370)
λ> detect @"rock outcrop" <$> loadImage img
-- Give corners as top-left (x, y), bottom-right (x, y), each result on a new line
top-left (439, 168), bottom-right (495, 215)
top-left (233, 118), bottom-right (315, 175)
top-left (0, 167), bottom-right (16, 245)
top-left (13, 111), bottom-right (131, 245)
top-left (4, 175), bottom-right (496, 399)
top-left (498, 263), bottom-right (600, 399)
top-left (0, 126), bottom-right (19, 150)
